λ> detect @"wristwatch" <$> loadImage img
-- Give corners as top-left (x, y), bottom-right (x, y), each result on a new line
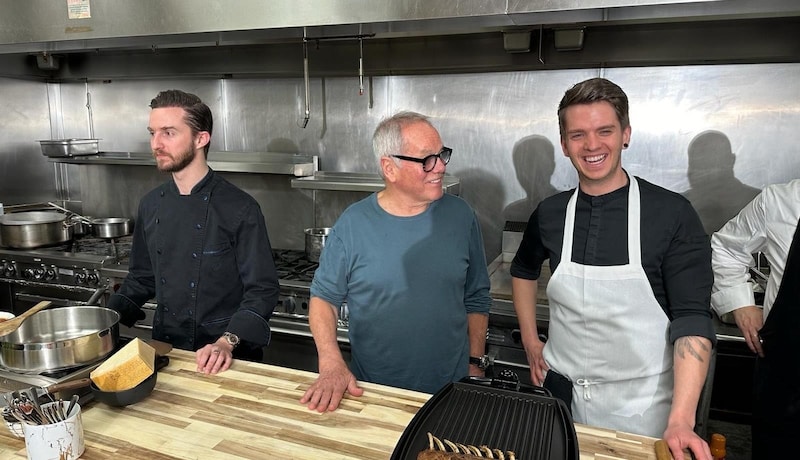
top-left (469, 355), bottom-right (490, 371)
top-left (222, 332), bottom-right (240, 349)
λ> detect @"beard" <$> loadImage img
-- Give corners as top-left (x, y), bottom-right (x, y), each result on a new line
top-left (153, 147), bottom-right (195, 173)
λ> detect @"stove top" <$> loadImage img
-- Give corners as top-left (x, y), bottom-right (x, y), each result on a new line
top-left (272, 249), bottom-right (318, 283)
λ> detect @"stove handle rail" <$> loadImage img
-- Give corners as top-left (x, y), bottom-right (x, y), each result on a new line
top-left (14, 284), bottom-right (109, 308)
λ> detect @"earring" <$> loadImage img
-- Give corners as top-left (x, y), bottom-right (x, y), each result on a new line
top-left (623, 143), bottom-right (629, 148)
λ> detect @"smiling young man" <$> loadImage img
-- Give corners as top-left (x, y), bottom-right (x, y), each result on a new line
top-left (300, 111), bottom-right (491, 411)
top-left (107, 89), bottom-right (279, 375)
top-left (510, 78), bottom-right (716, 460)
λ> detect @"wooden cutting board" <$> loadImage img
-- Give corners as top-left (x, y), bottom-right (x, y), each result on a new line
top-left (0, 349), bottom-right (668, 459)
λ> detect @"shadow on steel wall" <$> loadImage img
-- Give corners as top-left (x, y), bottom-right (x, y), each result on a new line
top-left (682, 130), bottom-right (760, 236)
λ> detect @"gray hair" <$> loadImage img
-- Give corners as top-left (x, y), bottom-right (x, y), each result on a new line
top-left (372, 111), bottom-right (432, 176)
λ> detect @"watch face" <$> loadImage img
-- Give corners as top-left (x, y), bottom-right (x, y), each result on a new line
top-left (224, 332), bottom-right (240, 346)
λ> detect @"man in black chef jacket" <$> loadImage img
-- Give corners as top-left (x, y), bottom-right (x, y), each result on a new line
top-left (511, 78), bottom-right (716, 460)
top-left (710, 178), bottom-right (800, 459)
top-left (108, 89), bottom-right (279, 374)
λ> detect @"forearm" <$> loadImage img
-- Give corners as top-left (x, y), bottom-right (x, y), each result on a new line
top-left (308, 297), bottom-right (346, 366)
top-left (467, 313), bottom-right (488, 357)
top-left (511, 277), bottom-right (540, 347)
top-left (668, 336), bottom-right (712, 428)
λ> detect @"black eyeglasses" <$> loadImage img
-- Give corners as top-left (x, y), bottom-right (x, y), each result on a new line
top-left (390, 147), bottom-right (452, 172)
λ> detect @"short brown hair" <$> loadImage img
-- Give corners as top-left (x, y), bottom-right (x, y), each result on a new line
top-left (557, 78), bottom-right (629, 140)
top-left (150, 89), bottom-right (213, 154)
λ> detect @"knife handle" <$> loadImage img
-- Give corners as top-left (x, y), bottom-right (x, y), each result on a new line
top-left (44, 377), bottom-right (92, 395)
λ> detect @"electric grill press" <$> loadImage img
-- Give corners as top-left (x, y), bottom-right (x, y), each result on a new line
top-left (392, 371), bottom-right (578, 460)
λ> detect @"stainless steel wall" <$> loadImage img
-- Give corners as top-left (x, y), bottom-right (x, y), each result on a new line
top-left (0, 80), bottom-right (55, 206)
top-left (2, 62), bottom-right (799, 256)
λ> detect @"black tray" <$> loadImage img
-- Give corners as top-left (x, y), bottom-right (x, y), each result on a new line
top-left (391, 378), bottom-right (578, 460)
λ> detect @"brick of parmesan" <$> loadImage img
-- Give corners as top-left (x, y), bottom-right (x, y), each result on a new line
top-left (90, 338), bottom-right (156, 391)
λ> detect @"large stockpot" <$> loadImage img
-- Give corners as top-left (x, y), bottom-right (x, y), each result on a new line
top-left (304, 227), bottom-right (330, 262)
top-left (0, 211), bottom-right (73, 249)
top-left (0, 306), bottom-right (120, 373)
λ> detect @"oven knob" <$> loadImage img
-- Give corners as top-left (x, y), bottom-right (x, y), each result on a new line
top-left (3, 262), bottom-right (16, 278)
top-left (44, 267), bottom-right (57, 281)
top-left (76, 272), bottom-right (88, 284)
top-left (22, 268), bottom-right (35, 279)
top-left (33, 267), bottom-right (46, 280)
top-left (87, 272), bottom-right (100, 285)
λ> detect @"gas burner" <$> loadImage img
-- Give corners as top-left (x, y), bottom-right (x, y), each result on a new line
top-left (71, 235), bottom-right (133, 264)
top-left (272, 249), bottom-right (318, 283)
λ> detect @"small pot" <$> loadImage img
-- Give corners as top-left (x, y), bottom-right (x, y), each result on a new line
top-left (304, 227), bottom-right (330, 262)
top-left (91, 217), bottom-right (133, 239)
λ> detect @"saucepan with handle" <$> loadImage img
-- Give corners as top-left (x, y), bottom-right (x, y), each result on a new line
top-left (0, 305), bottom-right (119, 373)
top-left (90, 217), bottom-right (133, 239)
top-left (18, 344), bottom-right (171, 408)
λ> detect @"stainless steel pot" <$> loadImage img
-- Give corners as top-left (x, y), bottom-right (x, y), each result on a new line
top-left (0, 306), bottom-right (120, 373)
top-left (0, 211), bottom-right (73, 249)
top-left (91, 217), bottom-right (133, 239)
top-left (304, 227), bottom-right (331, 262)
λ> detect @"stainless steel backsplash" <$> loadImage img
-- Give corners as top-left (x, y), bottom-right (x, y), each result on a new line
top-left (1, 63), bottom-right (799, 258)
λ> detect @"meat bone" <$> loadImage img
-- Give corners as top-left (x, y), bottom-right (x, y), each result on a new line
top-left (0, 301), bottom-right (52, 336)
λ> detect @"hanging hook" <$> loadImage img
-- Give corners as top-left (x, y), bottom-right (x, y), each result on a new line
top-left (358, 36), bottom-right (364, 96)
top-left (300, 27), bottom-right (311, 129)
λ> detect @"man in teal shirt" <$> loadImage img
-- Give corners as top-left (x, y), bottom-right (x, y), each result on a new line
top-left (301, 111), bottom-right (491, 411)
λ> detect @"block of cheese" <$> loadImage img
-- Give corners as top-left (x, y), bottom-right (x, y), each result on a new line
top-left (90, 338), bottom-right (156, 391)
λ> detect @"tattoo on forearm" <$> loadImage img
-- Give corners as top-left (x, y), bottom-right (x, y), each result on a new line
top-left (675, 336), bottom-right (709, 362)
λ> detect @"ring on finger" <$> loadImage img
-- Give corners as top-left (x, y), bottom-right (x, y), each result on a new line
top-left (212, 348), bottom-right (221, 354)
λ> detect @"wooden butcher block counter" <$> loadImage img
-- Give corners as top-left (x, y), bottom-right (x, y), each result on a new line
top-left (0, 349), bottom-right (666, 459)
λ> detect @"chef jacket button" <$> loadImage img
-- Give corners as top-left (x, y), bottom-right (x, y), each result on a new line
top-left (195, 223), bottom-right (202, 230)
top-left (190, 281), bottom-right (196, 288)
top-left (187, 310), bottom-right (193, 316)
top-left (165, 335), bottom-right (170, 340)
top-left (203, 195), bottom-right (208, 201)
top-left (160, 191), bottom-right (164, 197)
top-left (156, 218), bottom-right (160, 224)
top-left (157, 249), bottom-right (162, 255)
top-left (161, 277), bottom-right (166, 284)
top-left (192, 252), bottom-right (198, 259)
top-left (163, 307), bottom-right (169, 312)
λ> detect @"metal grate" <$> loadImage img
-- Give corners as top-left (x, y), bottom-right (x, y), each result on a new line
top-left (392, 381), bottom-right (578, 460)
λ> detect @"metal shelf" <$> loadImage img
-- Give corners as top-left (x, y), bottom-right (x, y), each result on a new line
top-left (291, 171), bottom-right (460, 194)
top-left (48, 151), bottom-right (318, 176)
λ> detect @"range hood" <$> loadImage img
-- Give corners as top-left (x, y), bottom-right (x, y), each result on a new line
top-left (1, 0), bottom-right (799, 55)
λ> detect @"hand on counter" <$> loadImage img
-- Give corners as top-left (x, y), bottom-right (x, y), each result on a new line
top-left (731, 305), bottom-right (765, 356)
top-left (195, 340), bottom-right (234, 374)
top-left (662, 420), bottom-right (712, 460)
top-left (300, 360), bottom-right (363, 412)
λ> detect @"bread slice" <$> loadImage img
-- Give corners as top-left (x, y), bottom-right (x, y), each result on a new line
top-left (90, 338), bottom-right (156, 391)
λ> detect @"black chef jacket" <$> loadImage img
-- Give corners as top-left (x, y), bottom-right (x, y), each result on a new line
top-left (108, 169), bottom-right (279, 355)
top-left (511, 176), bottom-right (716, 345)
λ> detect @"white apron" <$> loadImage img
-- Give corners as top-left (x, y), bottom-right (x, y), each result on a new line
top-left (544, 174), bottom-right (673, 438)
